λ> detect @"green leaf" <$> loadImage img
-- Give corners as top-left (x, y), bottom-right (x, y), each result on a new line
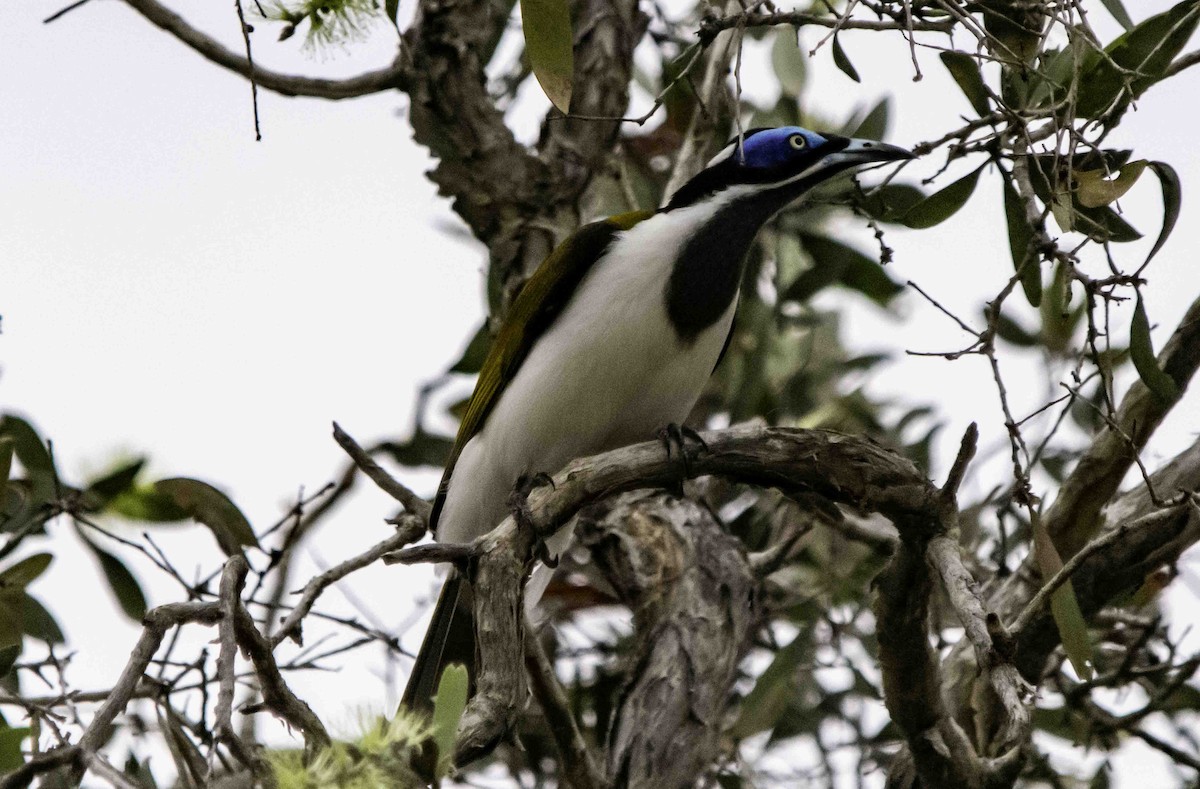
top-left (1130, 294), bottom-right (1179, 403)
top-left (0, 416), bottom-right (55, 504)
top-left (900, 165), bottom-right (984, 229)
top-left (380, 431), bottom-right (454, 469)
top-left (831, 34), bottom-right (860, 83)
top-left (992, 308), bottom-right (1039, 347)
top-left (1076, 0), bottom-right (1200, 119)
top-left (0, 601), bottom-right (20, 649)
top-left (1002, 176), bottom-right (1043, 307)
top-left (1071, 203), bottom-right (1142, 243)
top-left (108, 487), bottom-right (190, 523)
top-left (0, 645), bottom-right (19, 679)
top-left (83, 459), bottom-right (146, 510)
top-left (789, 234), bottom-right (902, 306)
top-left (1144, 161), bottom-right (1181, 267)
top-left (1027, 46), bottom-right (1078, 109)
top-left (1099, 0), bottom-right (1134, 30)
top-left (857, 182), bottom-right (925, 222)
top-left (1032, 514), bottom-right (1093, 679)
top-left (449, 323), bottom-right (492, 375)
top-left (0, 726), bottom-right (30, 772)
top-left (980, 0), bottom-right (1042, 65)
top-left (1040, 262), bottom-right (1079, 353)
top-left (0, 440), bottom-right (12, 504)
top-left (431, 663), bottom-right (469, 776)
top-left (153, 478), bottom-right (258, 556)
top-left (849, 97), bottom-right (889, 141)
top-left (520, 0), bottom-right (574, 114)
top-left (16, 593), bottom-right (64, 644)
top-left (0, 417), bottom-right (52, 476)
top-left (77, 529), bottom-right (148, 620)
top-left (1074, 160), bottom-right (1147, 208)
top-left (384, 0), bottom-right (399, 27)
top-left (0, 554), bottom-right (53, 590)
top-left (730, 634), bottom-right (806, 738)
top-left (939, 51), bottom-right (990, 115)
top-left (772, 29), bottom-right (807, 96)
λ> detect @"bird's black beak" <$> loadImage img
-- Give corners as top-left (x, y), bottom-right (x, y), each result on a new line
top-left (838, 137), bottom-right (917, 163)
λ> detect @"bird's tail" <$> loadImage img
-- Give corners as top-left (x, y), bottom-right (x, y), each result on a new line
top-left (401, 572), bottom-right (476, 712)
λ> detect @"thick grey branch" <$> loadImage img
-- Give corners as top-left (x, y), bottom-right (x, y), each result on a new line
top-left (450, 424), bottom-right (1015, 775)
top-left (581, 492), bottom-right (756, 789)
top-left (1045, 295), bottom-right (1200, 556)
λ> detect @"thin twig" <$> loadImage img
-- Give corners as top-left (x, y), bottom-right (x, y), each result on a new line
top-left (332, 422), bottom-right (432, 524)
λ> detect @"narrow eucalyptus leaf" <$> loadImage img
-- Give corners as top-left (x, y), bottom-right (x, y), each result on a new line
top-left (153, 478), bottom-right (259, 555)
top-left (84, 459), bottom-right (146, 509)
top-left (0, 726), bottom-right (30, 772)
top-left (0, 440), bottom-right (12, 502)
top-left (900, 165), bottom-right (984, 229)
top-left (0, 554), bottom-right (53, 590)
top-left (0, 416), bottom-right (52, 475)
top-left (1071, 203), bottom-right (1142, 243)
top-left (17, 593), bottom-right (64, 644)
top-left (1144, 161), bottom-right (1181, 267)
top-left (939, 51), bottom-right (990, 115)
top-left (1099, 0), bottom-right (1134, 29)
top-left (850, 97), bottom-right (889, 141)
top-left (77, 529), bottom-right (148, 620)
top-left (449, 323), bottom-right (492, 374)
top-left (772, 29), bottom-right (807, 96)
top-left (858, 182), bottom-right (924, 222)
top-left (520, 0), bottom-right (574, 113)
top-left (1076, 0), bottom-right (1200, 119)
top-left (108, 487), bottom-right (190, 523)
top-left (796, 234), bottom-right (901, 305)
top-left (1002, 176), bottom-right (1042, 307)
top-left (1074, 160), bottom-right (1147, 207)
top-left (831, 34), bottom-right (860, 83)
top-left (1130, 295), bottom-right (1179, 403)
top-left (994, 311), bottom-right (1039, 347)
top-left (0, 644), bottom-right (19, 678)
top-left (431, 663), bottom-right (469, 776)
top-left (1032, 516), bottom-right (1093, 679)
top-left (730, 634), bottom-right (806, 738)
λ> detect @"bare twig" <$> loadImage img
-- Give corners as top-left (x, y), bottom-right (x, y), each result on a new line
top-left (332, 422), bottom-right (432, 524)
top-left (271, 516), bottom-right (424, 647)
top-left (523, 618), bottom-right (605, 789)
top-left (232, 0), bottom-right (261, 140)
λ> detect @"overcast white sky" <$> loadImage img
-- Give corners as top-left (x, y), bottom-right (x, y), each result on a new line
top-left (3, 0), bottom-right (1199, 785)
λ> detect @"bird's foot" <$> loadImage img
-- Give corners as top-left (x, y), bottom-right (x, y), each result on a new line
top-left (509, 473), bottom-right (560, 568)
top-left (658, 423), bottom-right (708, 495)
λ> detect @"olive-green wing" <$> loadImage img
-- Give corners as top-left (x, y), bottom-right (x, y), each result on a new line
top-left (429, 210), bottom-right (654, 532)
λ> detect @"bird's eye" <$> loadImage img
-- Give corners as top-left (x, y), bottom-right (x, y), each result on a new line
top-left (788, 134), bottom-right (808, 150)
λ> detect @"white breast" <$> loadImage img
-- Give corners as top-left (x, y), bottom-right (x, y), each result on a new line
top-left (436, 203), bottom-right (739, 569)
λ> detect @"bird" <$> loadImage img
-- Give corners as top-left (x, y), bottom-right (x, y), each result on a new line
top-left (401, 125), bottom-right (913, 711)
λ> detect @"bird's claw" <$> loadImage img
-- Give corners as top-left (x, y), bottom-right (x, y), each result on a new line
top-left (510, 473), bottom-right (560, 568)
top-left (658, 423), bottom-right (707, 494)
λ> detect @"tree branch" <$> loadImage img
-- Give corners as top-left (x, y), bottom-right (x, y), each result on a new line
top-left (271, 516), bottom-right (425, 647)
top-left (1045, 294), bottom-right (1200, 556)
top-left (444, 424), bottom-right (1021, 778)
top-left (523, 618), bottom-right (605, 789)
top-left (120, 0), bottom-right (408, 99)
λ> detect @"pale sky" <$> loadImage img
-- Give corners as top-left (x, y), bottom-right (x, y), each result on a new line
top-left (3, 0), bottom-right (1199, 785)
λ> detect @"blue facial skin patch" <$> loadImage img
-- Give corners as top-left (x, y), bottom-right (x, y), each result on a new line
top-left (740, 127), bottom-right (829, 169)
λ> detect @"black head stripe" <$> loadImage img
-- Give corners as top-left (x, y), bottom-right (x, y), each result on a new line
top-left (665, 134), bottom-right (851, 211)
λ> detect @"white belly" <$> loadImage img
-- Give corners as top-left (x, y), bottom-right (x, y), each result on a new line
top-left (436, 205), bottom-right (737, 557)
